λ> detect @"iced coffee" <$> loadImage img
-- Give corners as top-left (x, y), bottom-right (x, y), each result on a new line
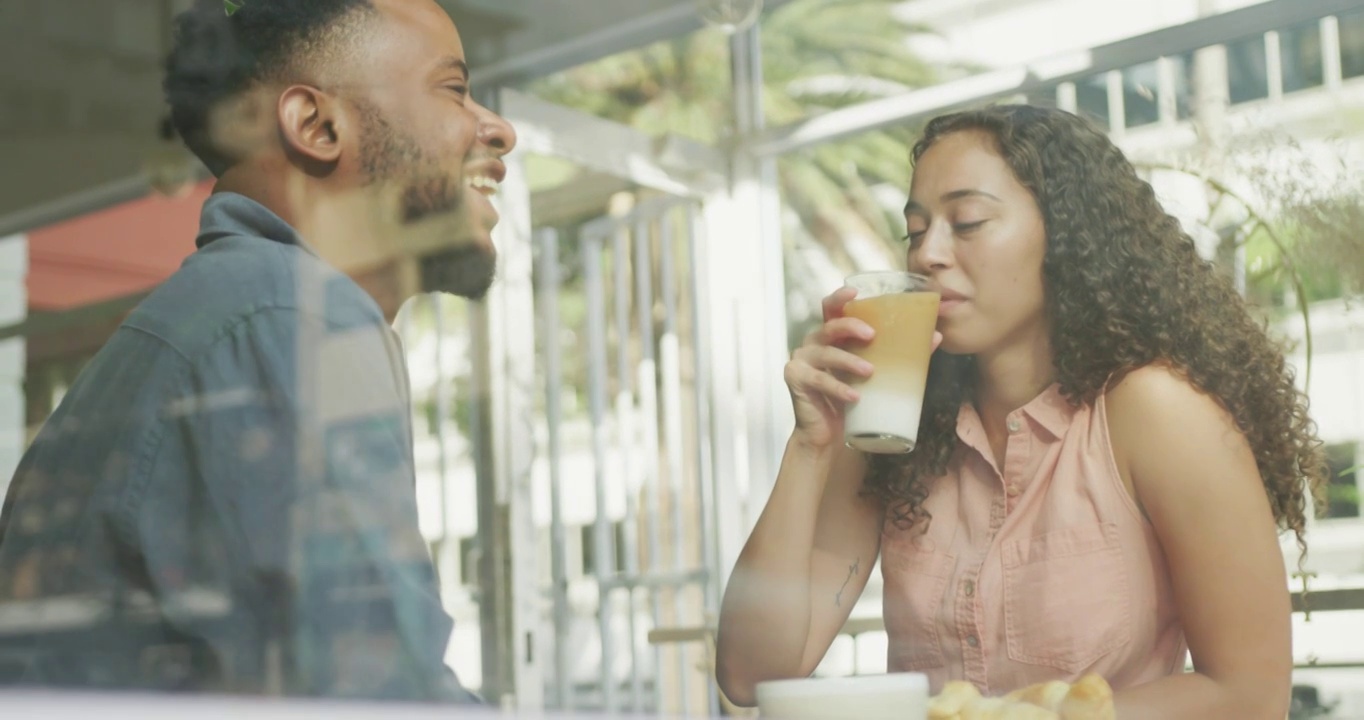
top-left (841, 272), bottom-right (939, 454)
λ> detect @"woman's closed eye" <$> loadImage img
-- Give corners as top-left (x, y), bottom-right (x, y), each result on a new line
top-left (904, 220), bottom-right (987, 245)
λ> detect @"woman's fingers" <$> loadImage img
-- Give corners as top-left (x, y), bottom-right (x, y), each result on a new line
top-left (806, 317), bottom-right (875, 348)
top-left (786, 361), bottom-right (861, 404)
top-left (792, 344), bottom-right (874, 379)
top-left (821, 286), bottom-right (859, 322)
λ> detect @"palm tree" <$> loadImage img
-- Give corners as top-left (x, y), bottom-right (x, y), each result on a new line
top-left (528, 0), bottom-right (955, 344)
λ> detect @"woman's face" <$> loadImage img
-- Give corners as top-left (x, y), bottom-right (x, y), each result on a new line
top-left (905, 129), bottom-right (1049, 358)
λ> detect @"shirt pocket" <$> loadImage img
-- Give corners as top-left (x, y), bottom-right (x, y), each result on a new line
top-left (881, 539), bottom-right (956, 672)
top-left (1002, 523), bottom-right (1131, 674)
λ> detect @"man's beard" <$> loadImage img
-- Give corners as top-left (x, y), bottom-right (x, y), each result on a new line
top-left (418, 245), bottom-right (496, 302)
top-left (356, 104), bottom-right (496, 300)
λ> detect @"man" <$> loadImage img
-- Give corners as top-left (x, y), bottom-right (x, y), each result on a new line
top-left (0, 0), bottom-right (514, 703)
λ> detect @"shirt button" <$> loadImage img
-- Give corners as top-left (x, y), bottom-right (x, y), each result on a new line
top-left (1007, 483), bottom-right (1022, 497)
top-left (1007, 417), bottom-right (1022, 433)
top-left (964, 580), bottom-right (975, 597)
top-left (966, 635), bottom-right (980, 648)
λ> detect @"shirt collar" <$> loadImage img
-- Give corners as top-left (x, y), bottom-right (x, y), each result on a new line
top-left (956, 382), bottom-right (1078, 446)
top-left (1022, 383), bottom-right (1079, 439)
top-left (195, 191), bottom-right (315, 255)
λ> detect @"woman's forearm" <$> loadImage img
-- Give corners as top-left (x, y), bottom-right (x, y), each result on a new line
top-left (1114, 671), bottom-right (1289, 720)
top-left (715, 439), bottom-right (836, 701)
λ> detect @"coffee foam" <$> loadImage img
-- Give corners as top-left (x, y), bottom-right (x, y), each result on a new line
top-left (845, 388), bottom-right (925, 453)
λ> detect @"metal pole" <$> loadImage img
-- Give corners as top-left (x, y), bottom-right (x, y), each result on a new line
top-left (582, 231), bottom-right (618, 713)
top-left (469, 282), bottom-right (502, 703)
top-left (500, 149), bottom-right (547, 712)
top-left (647, 224), bottom-right (669, 715)
top-left (611, 225), bottom-right (644, 714)
top-left (468, 83), bottom-right (509, 703)
top-left (656, 208), bottom-right (692, 716)
top-left (536, 228), bottom-right (572, 711)
top-left (469, 88), bottom-right (543, 709)
top-left (741, 16), bottom-right (796, 485)
top-left (730, 17), bottom-right (790, 516)
top-left (1322, 15), bottom-right (1343, 89)
top-left (469, 0), bottom-right (800, 88)
top-left (684, 205), bottom-right (722, 718)
top-left (433, 293), bottom-right (452, 571)
top-left (631, 216), bottom-right (677, 715)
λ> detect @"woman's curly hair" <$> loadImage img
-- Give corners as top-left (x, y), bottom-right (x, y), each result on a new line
top-left (865, 104), bottom-right (1327, 556)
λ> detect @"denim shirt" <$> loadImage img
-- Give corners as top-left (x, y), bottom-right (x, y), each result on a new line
top-left (0, 192), bottom-right (478, 703)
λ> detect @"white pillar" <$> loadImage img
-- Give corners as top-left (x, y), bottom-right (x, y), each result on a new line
top-left (487, 148), bottom-right (544, 712)
top-left (729, 22), bottom-right (790, 546)
top-left (0, 233), bottom-right (26, 496)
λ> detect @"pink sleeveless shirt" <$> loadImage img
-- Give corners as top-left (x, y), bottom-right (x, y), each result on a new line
top-left (880, 384), bottom-right (1187, 696)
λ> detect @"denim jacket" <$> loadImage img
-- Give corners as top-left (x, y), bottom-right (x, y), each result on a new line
top-left (0, 192), bottom-right (477, 703)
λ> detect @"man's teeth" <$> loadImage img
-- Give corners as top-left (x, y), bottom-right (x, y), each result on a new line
top-left (469, 176), bottom-right (499, 194)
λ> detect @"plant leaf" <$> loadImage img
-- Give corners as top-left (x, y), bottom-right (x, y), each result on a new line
top-left (224, 0), bottom-right (243, 16)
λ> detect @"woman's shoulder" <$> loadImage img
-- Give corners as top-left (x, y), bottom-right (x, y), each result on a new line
top-left (1103, 361), bottom-right (1254, 505)
top-left (1103, 361), bottom-right (1221, 429)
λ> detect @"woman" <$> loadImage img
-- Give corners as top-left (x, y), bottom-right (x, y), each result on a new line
top-left (714, 104), bottom-right (1325, 719)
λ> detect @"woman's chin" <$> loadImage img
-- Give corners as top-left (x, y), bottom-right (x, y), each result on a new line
top-left (936, 336), bottom-right (976, 356)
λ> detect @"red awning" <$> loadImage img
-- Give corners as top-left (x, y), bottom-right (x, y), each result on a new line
top-left (26, 181), bottom-right (213, 312)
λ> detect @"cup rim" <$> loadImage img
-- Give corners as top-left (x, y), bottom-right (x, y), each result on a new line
top-left (756, 672), bottom-right (929, 698)
top-left (842, 271), bottom-right (932, 295)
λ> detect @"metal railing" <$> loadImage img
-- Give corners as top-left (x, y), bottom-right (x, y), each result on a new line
top-left (535, 197), bottom-right (722, 716)
top-left (644, 585), bottom-right (1364, 689)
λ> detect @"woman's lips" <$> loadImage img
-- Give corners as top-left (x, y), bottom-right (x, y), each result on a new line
top-left (938, 297), bottom-right (966, 317)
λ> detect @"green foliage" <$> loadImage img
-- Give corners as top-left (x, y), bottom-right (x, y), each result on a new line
top-left (1324, 474), bottom-right (1360, 518)
top-left (1140, 151), bottom-right (1364, 391)
top-left (532, 0), bottom-right (937, 136)
top-left (528, 0), bottom-right (942, 254)
top-left (1244, 195), bottom-right (1364, 311)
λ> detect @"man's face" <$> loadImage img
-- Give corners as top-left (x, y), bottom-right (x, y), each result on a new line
top-left (342, 0), bottom-right (516, 300)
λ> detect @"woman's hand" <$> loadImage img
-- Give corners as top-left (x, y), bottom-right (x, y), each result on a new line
top-left (785, 286), bottom-right (942, 449)
top-left (785, 287), bottom-right (875, 448)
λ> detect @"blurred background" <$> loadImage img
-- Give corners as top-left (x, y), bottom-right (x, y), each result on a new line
top-left (1, 0), bottom-right (1363, 717)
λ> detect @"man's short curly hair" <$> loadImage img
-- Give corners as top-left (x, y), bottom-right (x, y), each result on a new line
top-left (162, 0), bottom-right (376, 175)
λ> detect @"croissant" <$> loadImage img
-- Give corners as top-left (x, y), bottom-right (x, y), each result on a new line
top-left (1004, 680), bottom-right (1070, 710)
top-left (1057, 675), bottom-right (1116, 720)
top-left (928, 681), bottom-right (983, 719)
top-left (926, 675), bottom-right (1115, 720)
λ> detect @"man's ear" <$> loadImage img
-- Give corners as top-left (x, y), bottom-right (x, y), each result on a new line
top-left (277, 85), bottom-right (343, 169)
